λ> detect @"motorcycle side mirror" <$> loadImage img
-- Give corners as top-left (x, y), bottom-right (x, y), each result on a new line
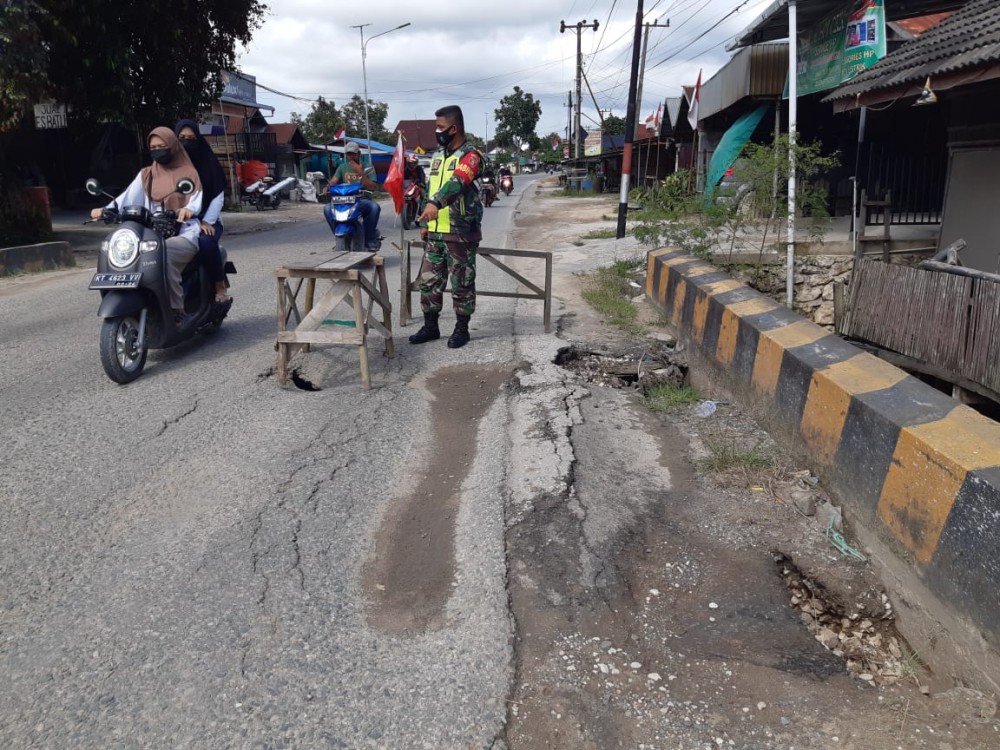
top-left (85, 178), bottom-right (102, 196)
top-left (176, 178), bottom-right (196, 196)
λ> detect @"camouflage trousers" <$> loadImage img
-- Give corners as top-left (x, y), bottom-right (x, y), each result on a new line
top-left (418, 236), bottom-right (478, 316)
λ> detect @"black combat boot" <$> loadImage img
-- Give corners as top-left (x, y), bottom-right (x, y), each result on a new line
top-left (447, 314), bottom-right (471, 349)
top-left (408, 312), bottom-right (440, 344)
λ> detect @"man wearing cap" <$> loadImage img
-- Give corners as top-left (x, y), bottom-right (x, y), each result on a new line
top-left (324, 140), bottom-right (382, 250)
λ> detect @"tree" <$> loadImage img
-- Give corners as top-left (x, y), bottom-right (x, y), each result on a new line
top-left (0, 0), bottom-right (268, 132)
top-left (493, 86), bottom-right (541, 153)
top-left (341, 95), bottom-right (391, 144)
top-left (0, 0), bottom-right (51, 132)
top-left (291, 97), bottom-right (343, 144)
top-left (603, 115), bottom-right (626, 135)
top-left (537, 132), bottom-right (564, 162)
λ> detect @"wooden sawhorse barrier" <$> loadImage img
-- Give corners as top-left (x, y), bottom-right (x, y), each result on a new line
top-left (401, 241), bottom-right (552, 332)
top-left (275, 251), bottom-right (394, 389)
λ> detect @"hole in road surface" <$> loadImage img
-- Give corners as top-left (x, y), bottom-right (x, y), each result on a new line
top-left (554, 344), bottom-right (688, 391)
top-left (291, 368), bottom-right (322, 391)
top-left (774, 552), bottom-right (920, 687)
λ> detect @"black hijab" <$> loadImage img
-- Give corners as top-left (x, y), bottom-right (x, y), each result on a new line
top-left (174, 119), bottom-right (227, 217)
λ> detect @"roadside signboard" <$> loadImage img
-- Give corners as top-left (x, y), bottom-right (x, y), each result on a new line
top-left (797, 0), bottom-right (886, 96)
top-left (34, 102), bottom-right (67, 129)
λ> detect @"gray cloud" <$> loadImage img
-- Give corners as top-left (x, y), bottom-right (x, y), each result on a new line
top-left (238, 0), bottom-right (775, 139)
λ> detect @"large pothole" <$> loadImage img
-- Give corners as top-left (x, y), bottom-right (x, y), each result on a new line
top-left (774, 552), bottom-right (922, 689)
top-left (554, 344), bottom-right (689, 392)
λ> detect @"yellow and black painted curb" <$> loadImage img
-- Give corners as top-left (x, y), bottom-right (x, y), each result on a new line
top-left (647, 249), bottom-right (1000, 641)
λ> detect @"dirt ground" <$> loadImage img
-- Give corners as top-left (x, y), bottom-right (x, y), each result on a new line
top-left (499, 181), bottom-right (1000, 750)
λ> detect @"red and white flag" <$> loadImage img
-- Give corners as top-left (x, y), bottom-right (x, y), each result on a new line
top-left (687, 70), bottom-right (702, 130)
top-left (654, 102), bottom-right (662, 132)
top-left (552, 136), bottom-right (560, 150)
top-left (334, 125), bottom-right (346, 140)
top-left (384, 131), bottom-right (405, 215)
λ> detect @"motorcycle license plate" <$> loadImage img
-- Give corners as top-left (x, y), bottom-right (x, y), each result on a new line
top-left (330, 196), bottom-right (354, 204)
top-left (90, 272), bottom-right (141, 289)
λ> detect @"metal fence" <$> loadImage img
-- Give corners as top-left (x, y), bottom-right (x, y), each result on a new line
top-left (858, 142), bottom-right (947, 226)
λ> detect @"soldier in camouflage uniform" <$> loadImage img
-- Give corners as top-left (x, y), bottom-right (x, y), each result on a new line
top-left (411, 105), bottom-right (485, 349)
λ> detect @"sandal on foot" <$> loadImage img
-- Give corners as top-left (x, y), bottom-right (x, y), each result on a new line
top-left (214, 293), bottom-right (233, 304)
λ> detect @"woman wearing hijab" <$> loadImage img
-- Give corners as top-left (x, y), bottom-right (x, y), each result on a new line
top-left (175, 119), bottom-right (231, 304)
top-left (90, 127), bottom-right (203, 323)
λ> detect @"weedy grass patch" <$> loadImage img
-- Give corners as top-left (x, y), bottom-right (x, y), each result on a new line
top-left (581, 227), bottom-right (617, 240)
top-left (580, 256), bottom-right (647, 334)
top-left (644, 384), bottom-right (701, 411)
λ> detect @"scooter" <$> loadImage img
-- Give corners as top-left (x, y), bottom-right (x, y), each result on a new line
top-left (242, 175), bottom-right (295, 210)
top-left (480, 175), bottom-right (497, 207)
top-left (402, 181), bottom-right (424, 230)
top-left (85, 178), bottom-right (235, 384)
top-left (326, 182), bottom-right (366, 252)
top-left (500, 174), bottom-right (513, 196)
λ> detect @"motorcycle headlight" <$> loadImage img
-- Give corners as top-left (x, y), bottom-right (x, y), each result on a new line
top-left (107, 228), bottom-right (139, 268)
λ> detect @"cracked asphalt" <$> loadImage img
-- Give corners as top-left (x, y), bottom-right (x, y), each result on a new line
top-left (0, 179), bottom-right (541, 748)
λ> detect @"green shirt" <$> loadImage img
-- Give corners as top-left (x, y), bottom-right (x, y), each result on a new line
top-left (334, 159), bottom-right (375, 185)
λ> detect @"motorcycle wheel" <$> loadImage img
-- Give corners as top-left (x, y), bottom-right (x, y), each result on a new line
top-left (271, 195), bottom-right (281, 210)
top-left (99, 315), bottom-right (147, 384)
top-left (402, 202), bottom-right (413, 230)
top-left (503, 186), bottom-right (512, 196)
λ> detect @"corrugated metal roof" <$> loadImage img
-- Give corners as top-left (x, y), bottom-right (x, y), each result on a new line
top-left (893, 12), bottom-right (952, 37)
top-left (825, 0), bottom-right (1000, 102)
top-left (732, 0), bottom-right (968, 49)
top-left (699, 42), bottom-right (788, 120)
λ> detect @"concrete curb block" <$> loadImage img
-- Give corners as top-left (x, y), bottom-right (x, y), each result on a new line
top-left (646, 248), bottom-right (1000, 673)
top-left (0, 241), bottom-right (74, 274)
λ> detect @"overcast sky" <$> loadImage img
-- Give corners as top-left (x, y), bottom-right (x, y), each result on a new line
top-left (237, 0), bottom-right (776, 143)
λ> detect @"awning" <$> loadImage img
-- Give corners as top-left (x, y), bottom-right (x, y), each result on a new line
top-left (705, 103), bottom-right (771, 193)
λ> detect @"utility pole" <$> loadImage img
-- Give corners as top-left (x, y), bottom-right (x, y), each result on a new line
top-left (560, 19), bottom-right (599, 160)
top-left (616, 0), bottom-right (644, 239)
top-left (635, 18), bottom-right (669, 124)
top-left (565, 90), bottom-right (573, 148)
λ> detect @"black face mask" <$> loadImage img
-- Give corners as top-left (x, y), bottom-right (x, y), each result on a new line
top-left (181, 139), bottom-right (199, 155)
top-left (149, 148), bottom-right (172, 165)
top-left (435, 128), bottom-right (454, 148)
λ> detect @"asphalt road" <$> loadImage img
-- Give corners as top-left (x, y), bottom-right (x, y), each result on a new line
top-left (0, 177), bottom-right (542, 748)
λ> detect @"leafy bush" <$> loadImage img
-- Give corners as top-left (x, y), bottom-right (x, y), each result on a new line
top-left (631, 137), bottom-right (840, 258)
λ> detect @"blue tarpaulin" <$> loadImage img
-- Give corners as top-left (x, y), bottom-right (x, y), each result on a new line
top-left (705, 103), bottom-right (771, 195)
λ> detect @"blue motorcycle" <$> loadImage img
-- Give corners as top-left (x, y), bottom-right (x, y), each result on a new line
top-left (326, 182), bottom-right (366, 252)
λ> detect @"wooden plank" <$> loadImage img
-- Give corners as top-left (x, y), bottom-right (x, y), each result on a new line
top-left (283, 279), bottom-right (304, 327)
top-left (479, 252), bottom-right (544, 296)
top-left (352, 282), bottom-right (370, 389)
top-left (313, 252), bottom-right (376, 271)
top-left (479, 247), bottom-right (552, 260)
top-left (274, 268), bottom-right (362, 281)
top-left (544, 251), bottom-right (553, 333)
top-left (358, 273), bottom-right (392, 314)
top-left (279, 252), bottom-right (375, 273)
top-left (376, 259), bottom-right (395, 357)
top-left (304, 278), bottom-right (316, 353)
top-left (277, 330), bottom-right (365, 345)
top-left (295, 280), bottom-right (356, 333)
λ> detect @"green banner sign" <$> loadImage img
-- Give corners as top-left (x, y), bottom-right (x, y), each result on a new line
top-left (797, 0), bottom-right (886, 96)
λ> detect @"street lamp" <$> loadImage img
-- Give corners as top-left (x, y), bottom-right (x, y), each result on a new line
top-left (351, 22), bottom-right (411, 155)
